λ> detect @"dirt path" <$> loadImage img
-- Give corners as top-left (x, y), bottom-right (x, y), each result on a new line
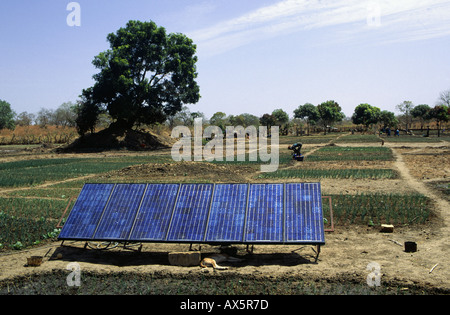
top-left (388, 144), bottom-right (450, 267)
top-left (0, 174), bottom-right (99, 197)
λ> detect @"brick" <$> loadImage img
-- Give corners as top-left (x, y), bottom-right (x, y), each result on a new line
top-left (380, 224), bottom-right (394, 233)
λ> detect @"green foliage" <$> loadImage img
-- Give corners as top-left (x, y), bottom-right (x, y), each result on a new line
top-left (335, 134), bottom-right (380, 143)
top-left (0, 99), bottom-right (16, 130)
top-left (272, 109), bottom-right (289, 125)
top-left (293, 103), bottom-right (320, 123)
top-left (352, 103), bottom-right (381, 129)
top-left (0, 156), bottom-right (172, 187)
top-left (317, 100), bottom-right (345, 133)
top-left (259, 113), bottom-right (277, 128)
top-left (75, 88), bottom-right (102, 135)
top-left (307, 146), bottom-right (393, 161)
top-left (258, 168), bottom-right (398, 179)
top-left (324, 193), bottom-right (431, 226)
top-left (293, 103), bottom-right (320, 135)
top-left (411, 104), bottom-right (431, 121)
top-left (0, 208), bottom-right (61, 250)
top-left (78, 20), bottom-right (200, 132)
top-left (430, 105), bottom-right (450, 137)
top-left (378, 110), bottom-right (398, 129)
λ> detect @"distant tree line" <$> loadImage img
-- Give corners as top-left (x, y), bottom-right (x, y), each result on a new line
top-left (1, 89), bottom-right (449, 138)
top-left (0, 101), bottom-right (81, 130)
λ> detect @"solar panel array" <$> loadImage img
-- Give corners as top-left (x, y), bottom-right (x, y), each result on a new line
top-left (58, 183), bottom-right (325, 245)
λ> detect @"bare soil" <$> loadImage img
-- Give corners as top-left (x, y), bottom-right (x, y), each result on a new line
top-left (0, 138), bottom-right (449, 292)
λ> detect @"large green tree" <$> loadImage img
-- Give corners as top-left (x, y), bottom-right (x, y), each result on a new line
top-left (0, 99), bottom-right (16, 130)
top-left (77, 20), bottom-right (200, 134)
top-left (317, 100), bottom-right (344, 134)
top-left (352, 103), bottom-right (381, 130)
top-left (259, 114), bottom-right (277, 129)
top-left (396, 101), bottom-right (414, 131)
top-left (378, 110), bottom-right (398, 129)
top-left (411, 104), bottom-right (431, 130)
top-left (294, 103), bottom-right (320, 135)
top-left (430, 105), bottom-right (449, 137)
top-left (272, 109), bottom-right (290, 135)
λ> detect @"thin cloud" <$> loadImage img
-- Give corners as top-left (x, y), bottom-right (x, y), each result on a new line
top-left (188, 0), bottom-right (450, 56)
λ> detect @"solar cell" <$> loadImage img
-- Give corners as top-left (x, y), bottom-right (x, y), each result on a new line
top-left (285, 183), bottom-right (325, 244)
top-left (128, 184), bottom-right (179, 241)
top-left (93, 184), bottom-right (146, 241)
top-left (58, 184), bottom-right (114, 240)
top-left (205, 183), bottom-right (248, 243)
top-left (166, 184), bottom-right (213, 242)
top-left (245, 184), bottom-right (284, 242)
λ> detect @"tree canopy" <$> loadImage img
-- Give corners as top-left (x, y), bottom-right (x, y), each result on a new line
top-left (430, 105), bottom-right (449, 136)
top-left (352, 103), bottom-right (381, 129)
top-left (317, 100), bottom-right (344, 133)
top-left (293, 103), bottom-right (319, 135)
top-left (77, 20), bottom-right (200, 134)
top-left (378, 110), bottom-right (398, 129)
top-left (411, 104), bottom-right (431, 129)
top-left (0, 99), bottom-right (16, 130)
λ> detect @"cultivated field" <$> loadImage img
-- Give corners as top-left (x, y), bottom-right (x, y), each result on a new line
top-left (0, 132), bottom-right (449, 295)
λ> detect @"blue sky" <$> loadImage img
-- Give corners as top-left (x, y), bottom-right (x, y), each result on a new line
top-left (1, 0), bottom-right (450, 120)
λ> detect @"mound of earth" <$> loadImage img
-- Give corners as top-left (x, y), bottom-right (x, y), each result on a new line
top-left (105, 161), bottom-right (256, 182)
top-left (58, 127), bottom-right (174, 153)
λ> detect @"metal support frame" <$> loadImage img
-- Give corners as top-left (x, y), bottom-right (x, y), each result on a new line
top-left (313, 245), bottom-right (321, 263)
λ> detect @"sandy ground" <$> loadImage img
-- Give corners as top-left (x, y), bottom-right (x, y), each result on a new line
top-left (0, 138), bottom-right (449, 292)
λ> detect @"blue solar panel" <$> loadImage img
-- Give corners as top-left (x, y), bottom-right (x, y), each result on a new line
top-left (205, 184), bottom-right (248, 243)
top-left (128, 184), bottom-right (179, 241)
top-left (166, 184), bottom-right (213, 242)
top-left (93, 184), bottom-right (146, 241)
top-left (285, 183), bottom-right (324, 244)
top-left (245, 184), bottom-right (284, 242)
top-left (59, 182), bottom-right (325, 246)
top-left (58, 184), bottom-right (114, 240)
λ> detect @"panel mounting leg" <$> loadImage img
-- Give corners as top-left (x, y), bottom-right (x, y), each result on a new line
top-left (246, 244), bottom-right (254, 254)
top-left (313, 245), bottom-right (321, 263)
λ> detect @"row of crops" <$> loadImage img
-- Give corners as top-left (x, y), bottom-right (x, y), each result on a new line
top-left (0, 198), bottom-right (74, 250)
top-left (260, 145), bottom-right (397, 179)
top-left (0, 155), bottom-right (173, 187)
top-left (323, 193), bottom-right (431, 227)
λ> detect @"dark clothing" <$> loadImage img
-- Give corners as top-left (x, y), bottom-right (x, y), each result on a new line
top-left (290, 143), bottom-right (302, 155)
